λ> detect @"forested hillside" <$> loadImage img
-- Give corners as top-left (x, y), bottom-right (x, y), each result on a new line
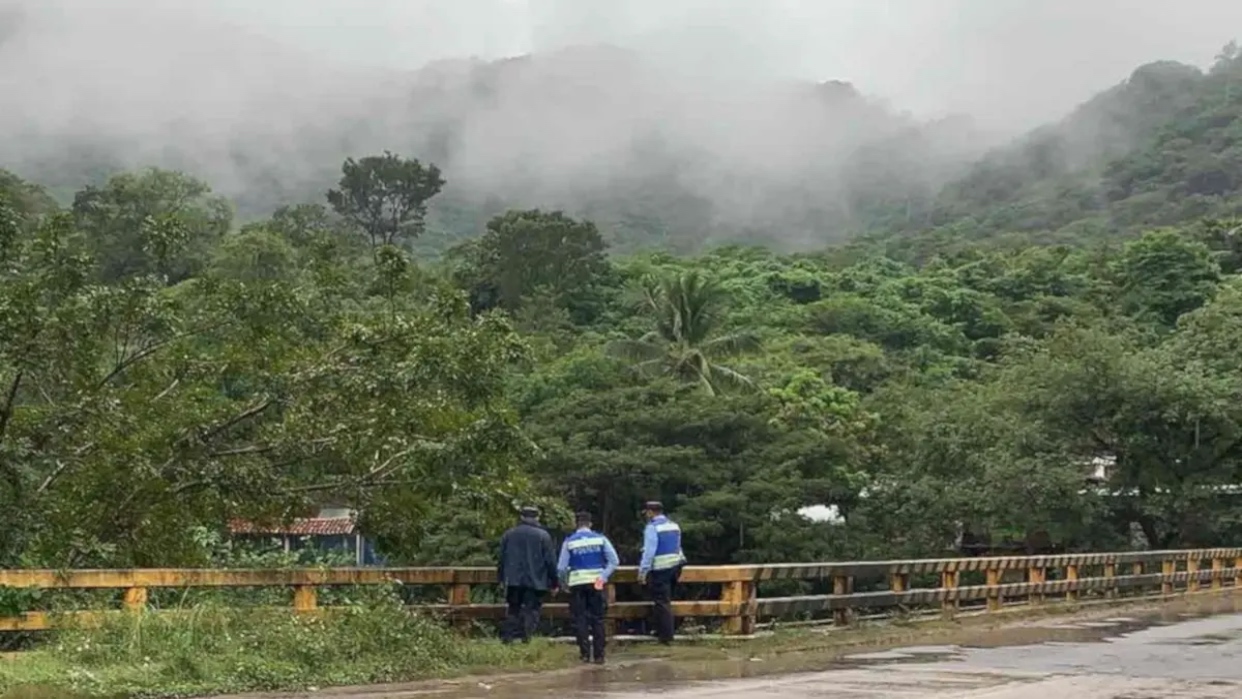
top-left (4, 29), bottom-right (1242, 571)
top-left (2, 135), bottom-right (1241, 570)
top-left (878, 43), bottom-right (1242, 260)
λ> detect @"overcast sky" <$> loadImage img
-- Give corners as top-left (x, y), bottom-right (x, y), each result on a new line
top-left (4, 0), bottom-right (1241, 133)
top-left (200, 0), bottom-right (1242, 129)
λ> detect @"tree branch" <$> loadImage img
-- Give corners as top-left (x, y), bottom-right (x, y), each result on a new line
top-left (153, 377), bottom-right (181, 402)
top-left (36, 461), bottom-right (70, 495)
top-left (208, 444), bottom-right (276, 458)
top-left (0, 370), bottom-right (24, 442)
top-left (170, 479), bottom-right (212, 496)
top-left (97, 320), bottom-right (234, 390)
top-left (96, 339), bottom-right (171, 389)
top-left (199, 398), bottom-right (275, 444)
top-left (285, 441), bottom-right (441, 495)
top-left (363, 446), bottom-right (419, 481)
top-left (34, 441), bottom-right (97, 496)
top-left (286, 478), bottom-right (423, 495)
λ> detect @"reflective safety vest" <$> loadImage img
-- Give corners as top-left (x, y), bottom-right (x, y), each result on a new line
top-left (650, 515), bottom-right (685, 571)
top-left (565, 530), bottom-right (609, 587)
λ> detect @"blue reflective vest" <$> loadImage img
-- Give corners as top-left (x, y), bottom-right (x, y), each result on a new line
top-left (564, 530), bottom-right (609, 587)
top-left (651, 515), bottom-right (685, 571)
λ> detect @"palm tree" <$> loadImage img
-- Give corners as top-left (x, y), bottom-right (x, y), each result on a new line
top-left (606, 270), bottom-right (760, 395)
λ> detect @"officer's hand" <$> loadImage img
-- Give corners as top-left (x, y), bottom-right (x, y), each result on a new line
top-left (639, 573), bottom-right (647, 586)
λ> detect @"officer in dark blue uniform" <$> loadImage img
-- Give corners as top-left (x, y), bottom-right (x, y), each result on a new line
top-left (497, 506), bottom-right (558, 643)
top-left (638, 500), bottom-right (686, 645)
top-left (557, 511), bottom-right (619, 664)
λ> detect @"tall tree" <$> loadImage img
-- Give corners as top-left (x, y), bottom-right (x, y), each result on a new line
top-left (71, 169), bottom-right (232, 283)
top-left (0, 169), bottom-right (57, 223)
top-left (0, 208), bottom-right (533, 567)
top-left (448, 209), bottom-right (612, 319)
top-left (1112, 229), bottom-right (1221, 326)
top-left (607, 270), bottom-right (759, 395)
top-left (326, 152), bottom-right (446, 249)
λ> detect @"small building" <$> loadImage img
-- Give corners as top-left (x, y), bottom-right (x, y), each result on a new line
top-left (228, 506), bottom-right (384, 566)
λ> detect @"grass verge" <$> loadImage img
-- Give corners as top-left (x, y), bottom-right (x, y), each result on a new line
top-left (0, 588), bottom-right (574, 699)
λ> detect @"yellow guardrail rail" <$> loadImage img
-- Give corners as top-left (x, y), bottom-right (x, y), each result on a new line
top-left (1, 548), bottom-right (1238, 635)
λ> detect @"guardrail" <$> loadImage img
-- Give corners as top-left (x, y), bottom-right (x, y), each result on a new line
top-left (1, 548), bottom-right (1239, 635)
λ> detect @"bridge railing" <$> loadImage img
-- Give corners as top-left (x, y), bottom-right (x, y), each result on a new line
top-left (1, 548), bottom-right (1239, 635)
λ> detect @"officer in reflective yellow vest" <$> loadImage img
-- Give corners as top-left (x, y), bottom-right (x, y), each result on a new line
top-left (638, 500), bottom-right (686, 645)
top-left (557, 511), bottom-right (619, 664)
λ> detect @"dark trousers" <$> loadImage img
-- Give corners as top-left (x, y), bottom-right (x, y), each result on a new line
top-left (501, 586), bottom-right (545, 643)
top-left (569, 585), bottom-right (607, 661)
top-left (646, 568), bottom-right (679, 644)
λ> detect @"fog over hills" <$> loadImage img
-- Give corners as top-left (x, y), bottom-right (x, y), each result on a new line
top-left (2, 0), bottom-right (1241, 251)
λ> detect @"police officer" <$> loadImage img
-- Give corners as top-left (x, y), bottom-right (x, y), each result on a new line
top-left (638, 500), bottom-right (685, 645)
top-left (497, 506), bottom-right (558, 643)
top-left (557, 511), bottom-right (619, 664)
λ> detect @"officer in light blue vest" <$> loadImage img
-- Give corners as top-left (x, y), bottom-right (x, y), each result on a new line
top-left (638, 500), bottom-right (686, 645)
top-left (557, 511), bottom-right (619, 664)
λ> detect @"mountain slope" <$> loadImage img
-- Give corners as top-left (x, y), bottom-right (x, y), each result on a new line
top-left (4, 6), bottom-right (1239, 256)
top-left (896, 45), bottom-right (1242, 250)
top-left (1, 7), bottom-right (986, 254)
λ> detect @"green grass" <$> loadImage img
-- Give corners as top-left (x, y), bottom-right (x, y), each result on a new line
top-left (0, 588), bottom-right (574, 699)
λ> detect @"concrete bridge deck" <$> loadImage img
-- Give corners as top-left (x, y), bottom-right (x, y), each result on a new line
top-left (272, 601), bottom-right (1242, 699)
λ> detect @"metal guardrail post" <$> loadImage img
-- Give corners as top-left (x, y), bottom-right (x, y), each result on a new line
top-left (293, 585), bottom-right (317, 613)
top-left (940, 570), bottom-right (958, 619)
top-left (720, 579), bottom-right (755, 635)
top-left (1029, 565), bottom-right (1045, 604)
top-left (123, 587), bottom-right (147, 612)
top-left (449, 583), bottom-right (471, 631)
top-left (832, 575), bottom-right (851, 626)
top-left (985, 569), bottom-right (1002, 612)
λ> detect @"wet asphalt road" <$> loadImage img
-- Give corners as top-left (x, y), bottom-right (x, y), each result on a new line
top-left (232, 599), bottom-right (1242, 699)
top-left (436, 607), bottom-right (1242, 699)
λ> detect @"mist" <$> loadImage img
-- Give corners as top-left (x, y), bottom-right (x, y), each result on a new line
top-left (1, 0), bottom-right (1240, 249)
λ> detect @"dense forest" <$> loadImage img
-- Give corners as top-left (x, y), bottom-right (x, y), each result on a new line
top-left (1, 43), bottom-right (1242, 572)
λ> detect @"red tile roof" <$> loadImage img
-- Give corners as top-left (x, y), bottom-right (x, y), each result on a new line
top-left (228, 517), bottom-right (357, 536)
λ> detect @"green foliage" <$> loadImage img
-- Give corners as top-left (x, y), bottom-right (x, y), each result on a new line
top-left (521, 379), bottom-right (868, 564)
top-left (1111, 229), bottom-right (1221, 326)
top-left (0, 170), bottom-right (57, 223)
top-left (70, 169), bottom-right (231, 284)
top-left (0, 180), bottom-right (535, 568)
top-left (326, 152), bottom-right (445, 249)
top-left (606, 270), bottom-right (760, 395)
top-left (0, 589), bottom-right (564, 697)
top-left (6, 149), bottom-right (1241, 574)
top-left (448, 209), bottom-right (614, 322)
